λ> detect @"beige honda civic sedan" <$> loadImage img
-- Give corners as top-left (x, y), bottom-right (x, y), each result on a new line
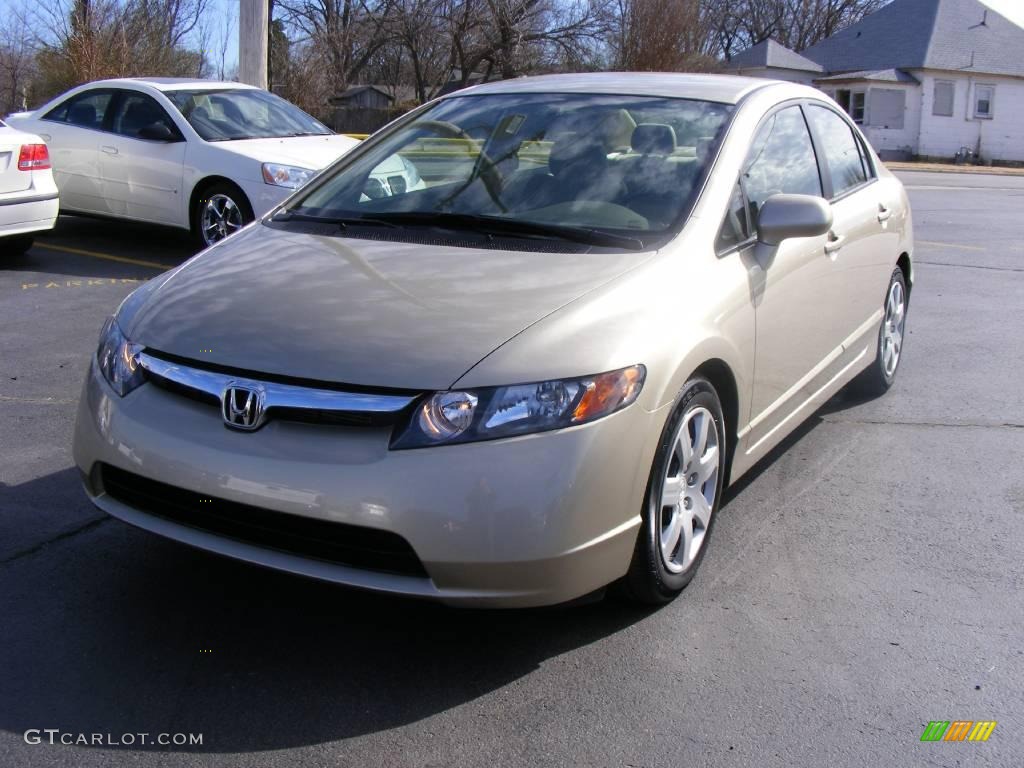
top-left (73, 73), bottom-right (913, 607)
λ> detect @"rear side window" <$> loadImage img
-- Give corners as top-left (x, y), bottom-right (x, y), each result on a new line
top-left (806, 106), bottom-right (868, 198)
top-left (44, 91), bottom-right (113, 130)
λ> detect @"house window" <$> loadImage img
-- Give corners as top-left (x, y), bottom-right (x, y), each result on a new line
top-left (974, 85), bottom-right (994, 119)
top-left (849, 92), bottom-right (866, 124)
top-left (835, 89), bottom-right (867, 124)
top-left (933, 80), bottom-right (955, 117)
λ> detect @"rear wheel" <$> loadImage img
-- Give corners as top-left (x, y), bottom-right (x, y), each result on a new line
top-left (191, 182), bottom-right (253, 251)
top-left (849, 267), bottom-right (908, 397)
top-left (622, 378), bottom-right (726, 604)
top-left (1, 235), bottom-right (34, 257)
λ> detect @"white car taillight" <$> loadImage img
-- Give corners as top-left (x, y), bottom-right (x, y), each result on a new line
top-left (17, 144), bottom-right (51, 171)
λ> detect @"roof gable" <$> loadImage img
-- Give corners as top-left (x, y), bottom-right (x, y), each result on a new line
top-left (802, 0), bottom-right (1024, 78)
top-left (729, 39), bottom-right (824, 72)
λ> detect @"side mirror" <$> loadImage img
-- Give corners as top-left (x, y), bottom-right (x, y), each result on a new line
top-left (139, 122), bottom-right (176, 142)
top-left (757, 194), bottom-right (833, 246)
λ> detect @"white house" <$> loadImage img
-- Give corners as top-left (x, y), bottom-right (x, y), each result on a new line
top-left (730, 0), bottom-right (1024, 162)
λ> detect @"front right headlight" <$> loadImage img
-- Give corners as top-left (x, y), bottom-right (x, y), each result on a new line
top-left (96, 317), bottom-right (145, 397)
top-left (262, 162), bottom-right (316, 189)
top-left (391, 365), bottom-right (645, 449)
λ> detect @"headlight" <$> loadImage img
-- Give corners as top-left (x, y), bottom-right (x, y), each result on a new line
top-left (391, 365), bottom-right (645, 449)
top-left (96, 317), bottom-right (145, 397)
top-left (262, 163), bottom-right (316, 189)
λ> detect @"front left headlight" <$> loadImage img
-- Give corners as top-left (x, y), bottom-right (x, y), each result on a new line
top-left (391, 365), bottom-right (646, 450)
top-left (262, 162), bottom-right (316, 189)
top-left (96, 317), bottom-right (145, 397)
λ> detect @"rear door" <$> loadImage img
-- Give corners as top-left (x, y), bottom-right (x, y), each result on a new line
top-left (804, 105), bottom-right (896, 353)
top-left (100, 90), bottom-right (186, 225)
top-left (0, 124), bottom-right (32, 195)
top-left (37, 89), bottom-right (114, 213)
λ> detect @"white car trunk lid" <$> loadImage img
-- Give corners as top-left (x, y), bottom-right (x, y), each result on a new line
top-left (0, 130), bottom-right (31, 194)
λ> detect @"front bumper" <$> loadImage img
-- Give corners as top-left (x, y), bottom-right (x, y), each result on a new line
top-left (73, 361), bottom-right (663, 607)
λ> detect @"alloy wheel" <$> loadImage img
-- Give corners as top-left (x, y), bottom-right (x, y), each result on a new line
top-left (658, 405), bottom-right (720, 573)
top-left (881, 279), bottom-right (906, 377)
top-left (201, 194), bottom-right (244, 246)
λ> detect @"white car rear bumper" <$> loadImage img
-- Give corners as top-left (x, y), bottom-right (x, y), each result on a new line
top-left (0, 192), bottom-right (59, 237)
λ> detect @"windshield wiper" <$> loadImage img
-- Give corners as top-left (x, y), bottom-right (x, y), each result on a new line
top-left (270, 211), bottom-right (399, 229)
top-left (367, 212), bottom-right (646, 251)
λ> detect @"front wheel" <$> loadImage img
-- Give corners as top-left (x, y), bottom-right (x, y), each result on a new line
top-left (621, 377), bottom-right (726, 604)
top-left (192, 182), bottom-right (253, 250)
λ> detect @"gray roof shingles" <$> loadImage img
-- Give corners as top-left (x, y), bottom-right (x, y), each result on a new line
top-left (801, 0), bottom-right (1024, 78)
top-left (728, 39), bottom-right (824, 73)
top-left (816, 68), bottom-right (921, 83)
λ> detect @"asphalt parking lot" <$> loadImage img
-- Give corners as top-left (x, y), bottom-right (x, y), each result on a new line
top-left (1, 171), bottom-right (1022, 767)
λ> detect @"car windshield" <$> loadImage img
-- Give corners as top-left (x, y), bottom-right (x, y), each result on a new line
top-left (166, 88), bottom-right (331, 141)
top-left (281, 93), bottom-right (733, 245)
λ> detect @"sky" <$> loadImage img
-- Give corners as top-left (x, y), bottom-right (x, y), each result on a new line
top-left (979, 0), bottom-right (1024, 26)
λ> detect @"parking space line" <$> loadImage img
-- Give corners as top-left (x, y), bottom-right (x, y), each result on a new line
top-left (35, 242), bottom-right (176, 270)
top-left (918, 240), bottom-right (987, 252)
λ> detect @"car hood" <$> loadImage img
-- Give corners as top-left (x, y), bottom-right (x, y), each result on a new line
top-left (216, 134), bottom-right (361, 170)
top-left (123, 224), bottom-right (651, 390)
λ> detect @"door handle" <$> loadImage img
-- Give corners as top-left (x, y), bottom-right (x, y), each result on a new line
top-left (824, 233), bottom-right (846, 254)
top-left (877, 204), bottom-right (892, 222)
top-left (101, 145), bottom-right (118, 155)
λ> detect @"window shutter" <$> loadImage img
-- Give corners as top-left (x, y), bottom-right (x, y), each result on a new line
top-left (868, 89), bottom-right (905, 129)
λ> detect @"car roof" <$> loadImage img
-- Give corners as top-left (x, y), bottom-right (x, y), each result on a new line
top-left (448, 73), bottom-right (799, 105)
top-left (87, 77), bottom-right (259, 92)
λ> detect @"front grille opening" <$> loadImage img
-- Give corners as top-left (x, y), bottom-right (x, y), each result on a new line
top-left (100, 464), bottom-right (427, 578)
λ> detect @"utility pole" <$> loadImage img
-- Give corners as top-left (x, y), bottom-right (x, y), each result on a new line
top-left (238, 0), bottom-right (269, 89)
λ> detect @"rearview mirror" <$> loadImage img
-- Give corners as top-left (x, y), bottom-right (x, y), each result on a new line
top-left (757, 194), bottom-right (832, 246)
top-left (139, 122), bottom-right (176, 142)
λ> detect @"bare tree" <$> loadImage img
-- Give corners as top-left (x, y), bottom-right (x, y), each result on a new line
top-left (710, 0), bottom-right (888, 59)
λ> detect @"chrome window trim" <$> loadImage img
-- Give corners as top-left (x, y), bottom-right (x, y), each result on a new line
top-left (137, 352), bottom-right (417, 415)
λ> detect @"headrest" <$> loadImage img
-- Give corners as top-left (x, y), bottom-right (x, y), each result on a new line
top-left (631, 123), bottom-right (676, 155)
top-left (547, 136), bottom-right (608, 177)
top-left (696, 136), bottom-right (715, 163)
top-left (69, 103), bottom-right (96, 126)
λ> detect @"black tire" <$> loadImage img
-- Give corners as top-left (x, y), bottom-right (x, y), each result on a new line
top-left (190, 181), bottom-right (254, 251)
top-left (621, 377), bottom-right (727, 604)
top-left (848, 267), bottom-right (908, 398)
top-left (1, 235), bottom-right (34, 257)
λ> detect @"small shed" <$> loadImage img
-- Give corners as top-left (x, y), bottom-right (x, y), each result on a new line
top-left (329, 86), bottom-right (395, 110)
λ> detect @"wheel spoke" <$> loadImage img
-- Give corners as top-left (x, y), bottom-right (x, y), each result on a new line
top-left (661, 509), bottom-right (683, 559)
top-left (678, 511), bottom-right (695, 565)
top-left (662, 474), bottom-right (682, 504)
top-left (692, 491), bottom-right (712, 529)
top-left (693, 411), bottom-right (709, 460)
top-left (678, 428), bottom-right (693, 469)
top-left (698, 443), bottom-right (718, 482)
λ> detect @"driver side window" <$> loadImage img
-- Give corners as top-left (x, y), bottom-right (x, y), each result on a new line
top-left (717, 105), bottom-right (822, 252)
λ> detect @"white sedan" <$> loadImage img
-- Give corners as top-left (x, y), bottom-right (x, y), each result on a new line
top-left (6, 78), bottom-right (361, 249)
top-left (0, 119), bottom-right (58, 256)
